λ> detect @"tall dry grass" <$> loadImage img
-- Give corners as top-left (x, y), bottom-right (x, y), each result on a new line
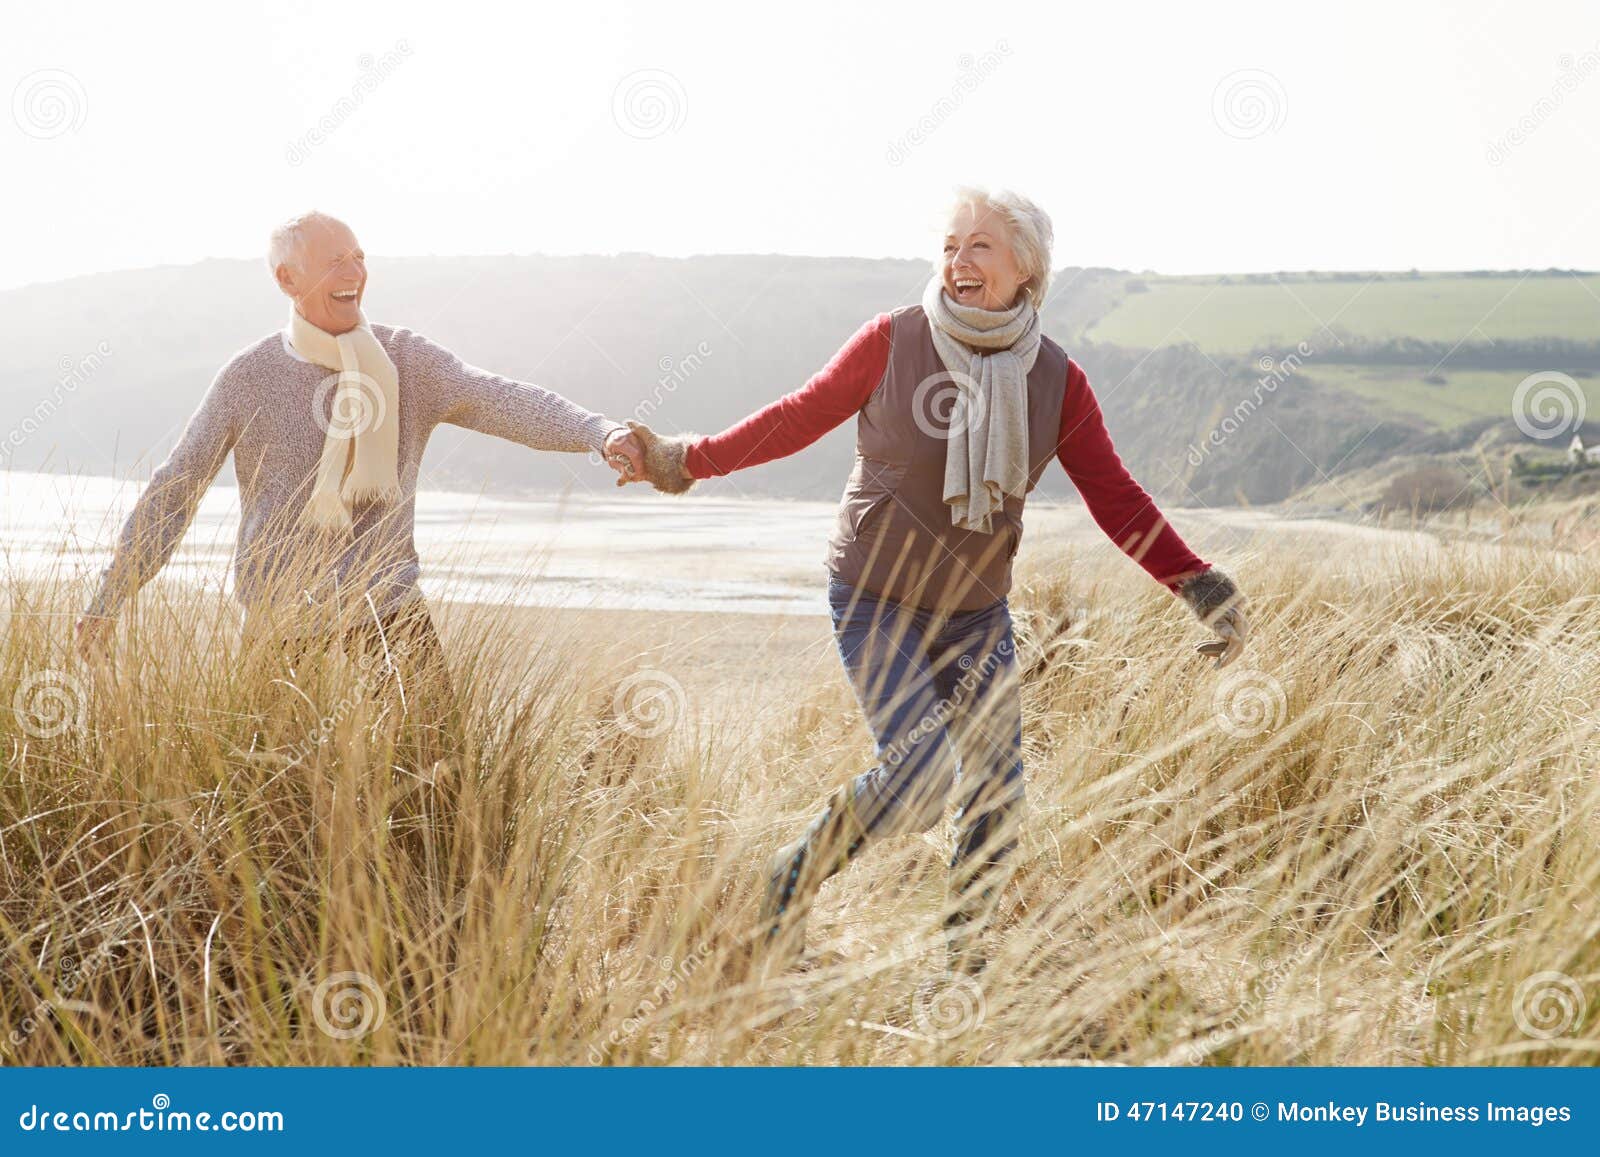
top-left (3, 534), bottom-right (1599, 1066)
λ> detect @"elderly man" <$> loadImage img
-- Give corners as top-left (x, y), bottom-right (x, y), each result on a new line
top-left (76, 211), bottom-right (641, 756)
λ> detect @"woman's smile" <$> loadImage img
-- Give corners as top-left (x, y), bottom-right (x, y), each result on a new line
top-left (951, 276), bottom-right (985, 303)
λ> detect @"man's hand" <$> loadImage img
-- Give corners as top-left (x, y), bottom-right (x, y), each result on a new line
top-left (604, 427), bottom-right (646, 487)
top-left (75, 614), bottom-right (116, 664)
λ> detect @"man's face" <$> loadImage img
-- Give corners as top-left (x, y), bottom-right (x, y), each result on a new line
top-left (275, 218), bottom-right (366, 334)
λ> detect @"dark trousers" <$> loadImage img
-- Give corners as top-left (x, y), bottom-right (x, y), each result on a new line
top-left (244, 599), bottom-right (462, 860)
top-left (827, 576), bottom-right (1024, 863)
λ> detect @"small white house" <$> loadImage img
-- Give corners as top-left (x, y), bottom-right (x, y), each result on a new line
top-left (1568, 435), bottom-right (1600, 465)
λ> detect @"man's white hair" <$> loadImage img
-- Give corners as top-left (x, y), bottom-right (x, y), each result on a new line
top-left (946, 187), bottom-right (1055, 309)
top-left (266, 210), bottom-right (345, 274)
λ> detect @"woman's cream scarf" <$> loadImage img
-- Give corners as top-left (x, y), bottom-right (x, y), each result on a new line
top-left (920, 277), bottom-right (1042, 534)
top-left (287, 309), bottom-right (401, 531)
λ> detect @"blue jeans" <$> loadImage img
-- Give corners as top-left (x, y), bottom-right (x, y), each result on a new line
top-left (827, 576), bottom-right (1025, 869)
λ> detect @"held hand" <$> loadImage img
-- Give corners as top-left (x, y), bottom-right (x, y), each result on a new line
top-left (625, 420), bottom-right (697, 495)
top-left (603, 428), bottom-right (646, 487)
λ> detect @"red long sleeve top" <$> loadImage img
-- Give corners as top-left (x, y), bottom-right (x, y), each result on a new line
top-left (684, 314), bottom-right (1210, 593)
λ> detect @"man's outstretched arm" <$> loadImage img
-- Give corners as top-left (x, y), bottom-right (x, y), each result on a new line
top-left (410, 332), bottom-right (639, 475)
top-left (79, 367), bottom-right (241, 650)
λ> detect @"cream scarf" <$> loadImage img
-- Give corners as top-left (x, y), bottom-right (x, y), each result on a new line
top-left (920, 277), bottom-right (1042, 534)
top-left (287, 309), bottom-right (401, 531)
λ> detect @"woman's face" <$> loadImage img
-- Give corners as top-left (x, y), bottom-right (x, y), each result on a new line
top-left (942, 203), bottom-right (1030, 311)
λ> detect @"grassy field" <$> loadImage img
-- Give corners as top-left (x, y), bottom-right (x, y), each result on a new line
top-left (1304, 364), bottom-right (1600, 429)
top-left (3, 532), bottom-right (1599, 1065)
top-left (1082, 274), bottom-right (1600, 353)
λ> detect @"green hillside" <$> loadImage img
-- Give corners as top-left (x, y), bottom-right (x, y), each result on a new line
top-left (7, 258), bottom-right (1597, 511)
top-left (1307, 364), bottom-right (1600, 428)
top-left (1081, 272), bottom-right (1600, 353)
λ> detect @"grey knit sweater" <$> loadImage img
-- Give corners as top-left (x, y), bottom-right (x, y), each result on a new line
top-left (87, 324), bottom-right (622, 620)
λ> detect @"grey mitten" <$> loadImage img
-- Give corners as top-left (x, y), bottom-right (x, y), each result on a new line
top-left (1179, 568), bottom-right (1248, 668)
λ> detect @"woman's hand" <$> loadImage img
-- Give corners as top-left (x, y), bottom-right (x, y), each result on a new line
top-left (1179, 569), bottom-right (1248, 669)
top-left (625, 420), bottom-right (697, 494)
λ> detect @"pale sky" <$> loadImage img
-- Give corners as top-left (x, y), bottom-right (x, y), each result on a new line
top-left (5, 0), bottom-right (1599, 290)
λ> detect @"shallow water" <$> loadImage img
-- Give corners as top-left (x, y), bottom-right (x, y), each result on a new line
top-left (1, 470), bottom-right (1441, 618)
top-left (0, 470), bottom-right (842, 616)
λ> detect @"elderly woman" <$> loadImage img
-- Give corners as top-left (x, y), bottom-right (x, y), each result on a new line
top-left (629, 188), bottom-right (1248, 972)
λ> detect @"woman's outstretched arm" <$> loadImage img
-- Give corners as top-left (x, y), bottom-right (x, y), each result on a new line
top-left (1053, 357), bottom-right (1211, 592)
top-left (684, 314), bottom-right (893, 479)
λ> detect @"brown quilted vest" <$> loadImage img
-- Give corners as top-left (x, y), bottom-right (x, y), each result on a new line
top-left (825, 305), bottom-right (1068, 611)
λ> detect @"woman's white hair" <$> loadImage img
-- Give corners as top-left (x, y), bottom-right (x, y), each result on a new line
top-left (946, 186), bottom-right (1055, 309)
top-left (266, 210), bottom-right (342, 274)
